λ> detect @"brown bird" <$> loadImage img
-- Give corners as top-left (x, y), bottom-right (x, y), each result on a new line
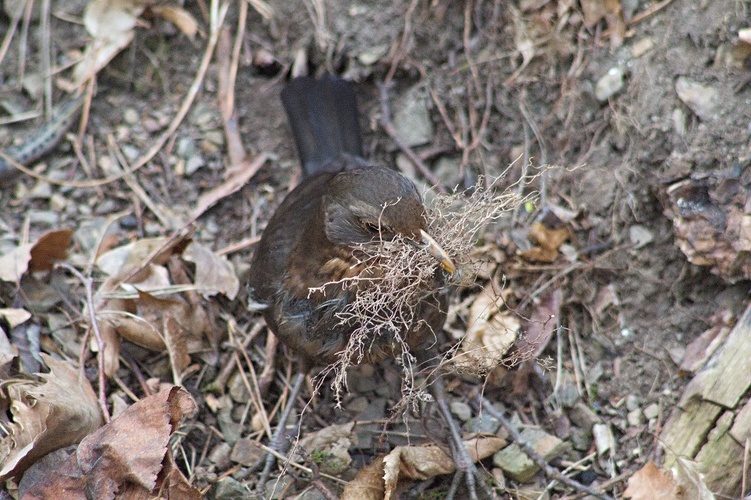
top-left (249, 74), bottom-right (492, 498)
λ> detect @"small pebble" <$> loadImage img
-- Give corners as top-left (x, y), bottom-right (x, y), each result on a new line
top-left (627, 408), bottom-right (644, 427)
top-left (643, 403), bottom-right (660, 420)
top-left (675, 77), bottom-right (719, 121)
top-left (123, 108), bottom-right (140, 125)
top-left (595, 67), bottom-right (625, 101)
top-left (466, 413), bottom-right (501, 434)
top-left (450, 401), bottom-right (472, 422)
top-left (625, 394), bottom-right (640, 412)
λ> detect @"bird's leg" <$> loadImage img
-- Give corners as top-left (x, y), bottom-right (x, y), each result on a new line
top-left (256, 371), bottom-right (306, 495)
top-left (429, 375), bottom-right (497, 500)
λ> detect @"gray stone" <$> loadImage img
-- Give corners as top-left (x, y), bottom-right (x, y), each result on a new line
top-left (214, 476), bottom-right (251, 499)
top-left (228, 370), bottom-right (251, 404)
top-left (492, 427), bottom-right (568, 482)
top-left (643, 403), bottom-right (660, 420)
top-left (394, 90), bottom-right (434, 147)
top-left (230, 437), bottom-right (264, 466)
top-left (625, 394), bottom-right (640, 412)
top-left (466, 412), bottom-right (501, 434)
top-left (450, 401), bottom-right (472, 422)
top-left (595, 67), bottom-right (625, 101)
top-left (627, 408), bottom-right (644, 427)
top-left (675, 77), bottom-right (719, 121)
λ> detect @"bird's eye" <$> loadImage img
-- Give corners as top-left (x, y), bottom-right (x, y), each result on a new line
top-left (362, 221), bottom-right (381, 233)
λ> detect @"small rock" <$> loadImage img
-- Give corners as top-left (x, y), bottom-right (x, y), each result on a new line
top-left (208, 441), bottom-right (232, 466)
top-left (675, 77), bottom-right (719, 121)
top-left (629, 225), bottom-right (653, 248)
top-left (672, 107), bottom-right (687, 136)
top-left (122, 144), bottom-right (140, 161)
top-left (492, 427), bottom-right (568, 482)
top-left (356, 397), bottom-right (386, 421)
top-left (625, 394), bottom-right (640, 412)
top-left (450, 401), bottom-right (472, 422)
top-left (643, 403), bottom-right (660, 420)
top-left (185, 155), bottom-right (206, 175)
top-left (230, 437), bottom-right (264, 466)
top-left (595, 67), bottom-right (625, 101)
top-left (213, 477), bottom-right (250, 500)
top-left (466, 412), bottom-right (501, 434)
top-left (394, 90), bottom-right (434, 147)
top-left (631, 37), bottom-right (654, 57)
top-left (357, 45), bottom-right (389, 66)
top-left (570, 428), bottom-right (592, 451)
top-left (627, 408), bottom-right (644, 427)
top-left (29, 180), bottom-right (52, 199)
top-left (123, 108), bottom-right (140, 125)
top-left (265, 475), bottom-right (295, 499)
top-left (346, 396), bottom-right (369, 414)
top-left (28, 210), bottom-right (58, 226)
top-left (297, 489), bottom-right (326, 500)
top-left (177, 136), bottom-right (197, 157)
top-left (593, 423), bottom-right (615, 455)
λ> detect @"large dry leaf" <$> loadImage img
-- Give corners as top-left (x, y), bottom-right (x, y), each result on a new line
top-left (73, 0), bottom-right (147, 86)
top-left (21, 386), bottom-right (198, 499)
top-left (183, 241), bottom-right (240, 300)
top-left (0, 229), bottom-right (73, 282)
top-left (623, 461), bottom-right (678, 499)
top-left (518, 287), bottom-right (562, 358)
top-left (192, 153), bottom-right (268, 218)
top-left (149, 5), bottom-right (198, 39)
top-left (453, 293), bottom-right (519, 373)
top-left (382, 436), bottom-right (505, 500)
top-left (520, 221), bottom-right (570, 263)
top-left (96, 237), bottom-right (181, 279)
top-left (0, 354), bottom-right (103, 481)
top-left (0, 308), bottom-right (32, 328)
top-left (341, 456), bottom-right (386, 500)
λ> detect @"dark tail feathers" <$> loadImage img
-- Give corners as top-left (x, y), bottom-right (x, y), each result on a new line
top-left (281, 74), bottom-right (363, 177)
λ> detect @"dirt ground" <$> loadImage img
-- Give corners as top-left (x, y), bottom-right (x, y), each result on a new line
top-left (1, 0), bottom-right (751, 498)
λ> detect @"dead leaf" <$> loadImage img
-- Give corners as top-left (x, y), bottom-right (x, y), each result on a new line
top-left (29, 229), bottom-right (74, 272)
top-left (623, 461), bottom-right (678, 499)
top-left (520, 288), bottom-right (562, 358)
top-left (341, 456), bottom-right (386, 500)
top-left (382, 437), bottom-right (506, 500)
top-left (520, 222), bottom-right (570, 262)
top-left (0, 229), bottom-right (73, 282)
top-left (192, 153), bottom-right (268, 218)
top-left (0, 326), bottom-right (18, 379)
top-left (0, 354), bottom-right (103, 482)
top-left (183, 241), bottom-right (240, 299)
top-left (150, 5), bottom-right (198, 39)
top-left (672, 457), bottom-right (715, 500)
top-left (73, 0), bottom-right (148, 86)
top-left (96, 237), bottom-right (183, 279)
top-left (0, 308), bottom-right (32, 328)
top-left (21, 386), bottom-right (199, 499)
top-left (453, 292), bottom-right (519, 374)
top-left (0, 243), bottom-right (32, 282)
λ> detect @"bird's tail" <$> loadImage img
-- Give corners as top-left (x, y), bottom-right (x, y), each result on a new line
top-left (280, 74), bottom-right (363, 177)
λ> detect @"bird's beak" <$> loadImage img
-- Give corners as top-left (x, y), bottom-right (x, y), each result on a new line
top-left (419, 229), bottom-right (456, 274)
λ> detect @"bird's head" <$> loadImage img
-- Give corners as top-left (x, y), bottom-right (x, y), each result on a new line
top-left (322, 166), bottom-right (456, 274)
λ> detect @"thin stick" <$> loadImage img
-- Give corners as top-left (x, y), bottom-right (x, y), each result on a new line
top-left (57, 262), bottom-right (111, 422)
